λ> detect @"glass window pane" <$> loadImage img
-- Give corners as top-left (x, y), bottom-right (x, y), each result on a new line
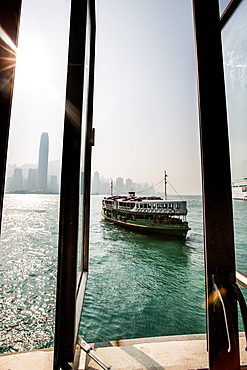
top-left (1, 0), bottom-right (71, 352)
top-left (77, 5), bottom-right (91, 283)
top-left (220, 0), bottom-right (232, 15)
top-left (222, 0), bottom-right (247, 183)
top-left (222, 0), bottom-right (247, 275)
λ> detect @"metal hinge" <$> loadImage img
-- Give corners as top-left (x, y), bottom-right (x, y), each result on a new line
top-left (88, 128), bottom-right (95, 146)
top-left (77, 336), bottom-right (111, 370)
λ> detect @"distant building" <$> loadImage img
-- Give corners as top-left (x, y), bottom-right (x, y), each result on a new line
top-left (92, 171), bottom-right (100, 194)
top-left (242, 160), bottom-right (247, 178)
top-left (101, 181), bottom-right (110, 194)
top-left (116, 177), bottom-right (124, 194)
top-left (5, 177), bottom-right (12, 192)
top-left (50, 175), bottom-right (58, 193)
top-left (38, 132), bottom-right (49, 191)
top-left (12, 168), bottom-right (23, 191)
top-left (126, 178), bottom-right (133, 192)
top-left (28, 168), bottom-right (38, 191)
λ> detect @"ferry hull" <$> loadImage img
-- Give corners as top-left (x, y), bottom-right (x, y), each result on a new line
top-left (101, 212), bottom-right (190, 238)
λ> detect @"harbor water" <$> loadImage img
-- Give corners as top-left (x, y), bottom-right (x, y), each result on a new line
top-left (1, 194), bottom-right (247, 353)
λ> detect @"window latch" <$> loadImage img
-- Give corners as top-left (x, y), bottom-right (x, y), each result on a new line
top-left (88, 127), bottom-right (95, 146)
top-left (77, 336), bottom-right (111, 370)
top-left (212, 282), bottom-right (233, 353)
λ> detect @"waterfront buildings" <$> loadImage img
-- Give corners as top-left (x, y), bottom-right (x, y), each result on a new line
top-left (5, 133), bottom-right (59, 193)
top-left (91, 172), bottom-right (153, 195)
top-left (12, 168), bottom-right (23, 191)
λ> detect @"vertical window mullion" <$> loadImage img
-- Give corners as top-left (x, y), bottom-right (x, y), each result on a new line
top-left (192, 0), bottom-right (239, 368)
top-left (54, 0), bottom-right (87, 368)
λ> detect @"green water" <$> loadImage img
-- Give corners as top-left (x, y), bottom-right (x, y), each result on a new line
top-left (79, 195), bottom-right (206, 343)
top-left (1, 194), bottom-right (247, 353)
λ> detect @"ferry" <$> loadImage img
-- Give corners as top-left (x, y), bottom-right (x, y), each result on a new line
top-left (232, 178), bottom-right (247, 200)
top-left (101, 190), bottom-right (190, 238)
top-left (102, 172), bottom-right (191, 238)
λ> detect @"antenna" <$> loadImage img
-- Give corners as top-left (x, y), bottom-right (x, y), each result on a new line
top-left (164, 170), bottom-right (167, 200)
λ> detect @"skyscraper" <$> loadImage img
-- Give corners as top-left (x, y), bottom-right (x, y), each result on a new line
top-left (12, 168), bottom-right (23, 191)
top-left (38, 132), bottom-right (49, 191)
top-left (28, 168), bottom-right (38, 191)
top-left (126, 178), bottom-right (133, 192)
top-left (116, 177), bottom-right (124, 194)
top-left (92, 171), bottom-right (100, 194)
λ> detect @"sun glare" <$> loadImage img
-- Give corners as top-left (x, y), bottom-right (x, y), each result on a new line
top-left (15, 35), bottom-right (50, 91)
top-left (0, 26), bottom-right (17, 54)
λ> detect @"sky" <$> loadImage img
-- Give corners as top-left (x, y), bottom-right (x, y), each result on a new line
top-left (6, 0), bottom-right (233, 195)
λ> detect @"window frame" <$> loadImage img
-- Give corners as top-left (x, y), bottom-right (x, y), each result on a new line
top-left (192, 0), bottom-right (244, 367)
top-left (53, 0), bottom-right (96, 368)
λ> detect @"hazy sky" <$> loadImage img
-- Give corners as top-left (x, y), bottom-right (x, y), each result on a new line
top-left (7, 0), bottom-right (231, 195)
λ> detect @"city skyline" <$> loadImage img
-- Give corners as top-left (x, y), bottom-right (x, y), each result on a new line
top-left (6, 0), bottom-right (235, 197)
top-left (6, 161), bottom-right (174, 196)
top-left (6, 133), bottom-right (59, 194)
top-left (91, 170), bottom-right (155, 195)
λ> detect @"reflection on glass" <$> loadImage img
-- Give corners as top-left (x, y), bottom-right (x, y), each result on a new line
top-left (222, 0), bottom-right (247, 182)
top-left (219, 0), bottom-right (231, 15)
top-left (6, 2), bottom-right (69, 195)
top-left (77, 5), bottom-right (91, 284)
top-left (222, 0), bottom-right (247, 275)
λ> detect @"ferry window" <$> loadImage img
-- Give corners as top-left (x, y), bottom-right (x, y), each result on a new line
top-left (137, 214), bottom-right (145, 219)
top-left (176, 203), bottom-right (180, 209)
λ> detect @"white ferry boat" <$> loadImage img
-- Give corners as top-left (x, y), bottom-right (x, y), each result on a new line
top-left (232, 178), bottom-right (247, 200)
top-left (101, 192), bottom-right (190, 238)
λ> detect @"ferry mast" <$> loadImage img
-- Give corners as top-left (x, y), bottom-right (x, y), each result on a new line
top-left (164, 170), bottom-right (167, 200)
top-left (110, 180), bottom-right (113, 196)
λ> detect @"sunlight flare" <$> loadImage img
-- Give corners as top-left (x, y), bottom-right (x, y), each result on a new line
top-left (15, 35), bottom-right (51, 91)
top-left (0, 26), bottom-right (17, 53)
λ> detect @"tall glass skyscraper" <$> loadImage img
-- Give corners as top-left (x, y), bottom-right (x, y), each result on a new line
top-left (38, 132), bottom-right (49, 191)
